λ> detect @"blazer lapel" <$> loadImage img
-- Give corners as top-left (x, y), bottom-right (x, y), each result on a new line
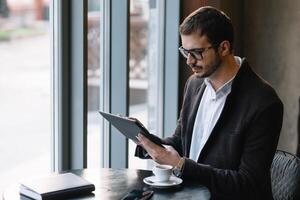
top-left (185, 82), bottom-right (206, 157)
top-left (197, 58), bottom-right (249, 162)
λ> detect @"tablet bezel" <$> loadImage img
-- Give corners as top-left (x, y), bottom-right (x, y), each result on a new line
top-left (99, 111), bottom-right (163, 147)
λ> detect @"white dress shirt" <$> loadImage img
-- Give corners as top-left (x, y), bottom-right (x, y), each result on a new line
top-left (189, 56), bottom-right (241, 162)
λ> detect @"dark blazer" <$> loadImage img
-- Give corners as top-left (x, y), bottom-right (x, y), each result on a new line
top-left (136, 58), bottom-right (283, 200)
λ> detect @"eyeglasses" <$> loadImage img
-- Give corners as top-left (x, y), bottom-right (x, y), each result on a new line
top-left (178, 45), bottom-right (218, 60)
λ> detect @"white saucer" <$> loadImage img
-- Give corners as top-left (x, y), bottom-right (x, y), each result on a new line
top-left (143, 175), bottom-right (183, 188)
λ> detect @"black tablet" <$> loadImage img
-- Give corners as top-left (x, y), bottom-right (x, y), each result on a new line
top-left (99, 111), bottom-right (163, 147)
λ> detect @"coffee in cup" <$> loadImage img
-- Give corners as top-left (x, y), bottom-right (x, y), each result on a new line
top-left (152, 164), bottom-right (173, 182)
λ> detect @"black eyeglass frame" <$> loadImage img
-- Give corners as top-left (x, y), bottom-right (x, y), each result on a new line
top-left (178, 44), bottom-right (219, 60)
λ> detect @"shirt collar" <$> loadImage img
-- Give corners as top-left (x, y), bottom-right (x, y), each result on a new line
top-left (204, 56), bottom-right (241, 100)
top-left (235, 56), bottom-right (242, 67)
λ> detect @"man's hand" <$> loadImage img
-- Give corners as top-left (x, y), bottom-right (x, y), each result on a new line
top-left (136, 133), bottom-right (181, 166)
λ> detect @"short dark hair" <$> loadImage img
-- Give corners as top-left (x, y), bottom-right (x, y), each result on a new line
top-left (180, 6), bottom-right (234, 52)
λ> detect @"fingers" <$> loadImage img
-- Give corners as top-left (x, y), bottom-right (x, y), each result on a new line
top-left (136, 133), bottom-right (164, 162)
top-left (136, 135), bottom-right (180, 166)
top-left (134, 139), bottom-right (141, 145)
top-left (164, 145), bottom-right (176, 151)
top-left (136, 134), bottom-right (152, 152)
top-left (136, 133), bottom-right (145, 141)
top-left (135, 135), bottom-right (143, 146)
top-left (136, 133), bottom-right (152, 147)
top-left (163, 144), bottom-right (171, 149)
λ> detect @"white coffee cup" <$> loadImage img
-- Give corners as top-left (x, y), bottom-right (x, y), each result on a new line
top-left (152, 164), bottom-right (173, 182)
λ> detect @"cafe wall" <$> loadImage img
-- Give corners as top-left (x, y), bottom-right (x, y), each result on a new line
top-left (241, 0), bottom-right (300, 154)
top-left (180, 0), bottom-right (300, 154)
top-left (219, 0), bottom-right (300, 153)
top-left (217, 0), bottom-right (300, 154)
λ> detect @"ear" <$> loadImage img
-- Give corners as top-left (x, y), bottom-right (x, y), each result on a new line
top-left (218, 40), bottom-right (231, 56)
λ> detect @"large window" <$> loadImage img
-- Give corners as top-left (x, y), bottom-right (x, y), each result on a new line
top-left (49, 0), bottom-right (179, 170)
top-left (87, 0), bottom-right (101, 168)
top-left (86, 0), bottom-right (179, 168)
top-left (0, 0), bottom-right (51, 192)
top-left (128, 0), bottom-right (165, 169)
top-left (0, 0), bottom-right (179, 192)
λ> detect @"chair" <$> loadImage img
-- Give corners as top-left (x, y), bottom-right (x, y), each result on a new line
top-left (271, 150), bottom-right (300, 200)
top-left (297, 97), bottom-right (300, 157)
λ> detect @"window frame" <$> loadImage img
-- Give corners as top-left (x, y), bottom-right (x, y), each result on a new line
top-left (51, 0), bottom-right (88, 171)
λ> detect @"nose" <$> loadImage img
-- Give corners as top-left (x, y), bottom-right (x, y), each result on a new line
top-left (186, 53), bottom-right (196, 66)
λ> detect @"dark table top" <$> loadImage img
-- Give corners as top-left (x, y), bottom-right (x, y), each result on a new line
top-left (3, 168), bottom-right (210, 200)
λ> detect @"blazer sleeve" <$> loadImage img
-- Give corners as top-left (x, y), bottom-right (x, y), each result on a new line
top-left (181, 100), bottom-right (283, 199)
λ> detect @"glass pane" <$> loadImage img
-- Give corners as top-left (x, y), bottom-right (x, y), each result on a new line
top-left (128, 0), bottom-right (163, 169)
top-left (0, 0), bottom-right (51, 192)
top-left (87, 0), bottom-right (101, 168)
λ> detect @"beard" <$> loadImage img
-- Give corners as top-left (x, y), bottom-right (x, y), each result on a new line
top-left (192, 54), bottom-right (222, 78)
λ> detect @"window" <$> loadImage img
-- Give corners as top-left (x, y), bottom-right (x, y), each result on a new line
top-left (87, 0), bottom-right (101, 168)
top-left (98, 0), bottom-right (180, 168)
top-left (0, 0), bottom-right (51, 192)
top-left (52, 0), bottom-right (180, 170)
top-left (128, 0), bottom-right (165, 169)
top-left (0, 1), bottom-right (180, 191)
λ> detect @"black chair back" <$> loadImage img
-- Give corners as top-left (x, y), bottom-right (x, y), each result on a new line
top-left (271, 150), bottom-right (300, 200)
top-left (297, 97), bottom-right (300, 157)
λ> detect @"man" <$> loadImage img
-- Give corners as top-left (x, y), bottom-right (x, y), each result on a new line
top-left (135, 6), bottom-right (283, 200)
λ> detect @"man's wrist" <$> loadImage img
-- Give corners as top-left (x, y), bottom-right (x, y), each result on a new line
top-left (173, 157), bottom-right (185, 177)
